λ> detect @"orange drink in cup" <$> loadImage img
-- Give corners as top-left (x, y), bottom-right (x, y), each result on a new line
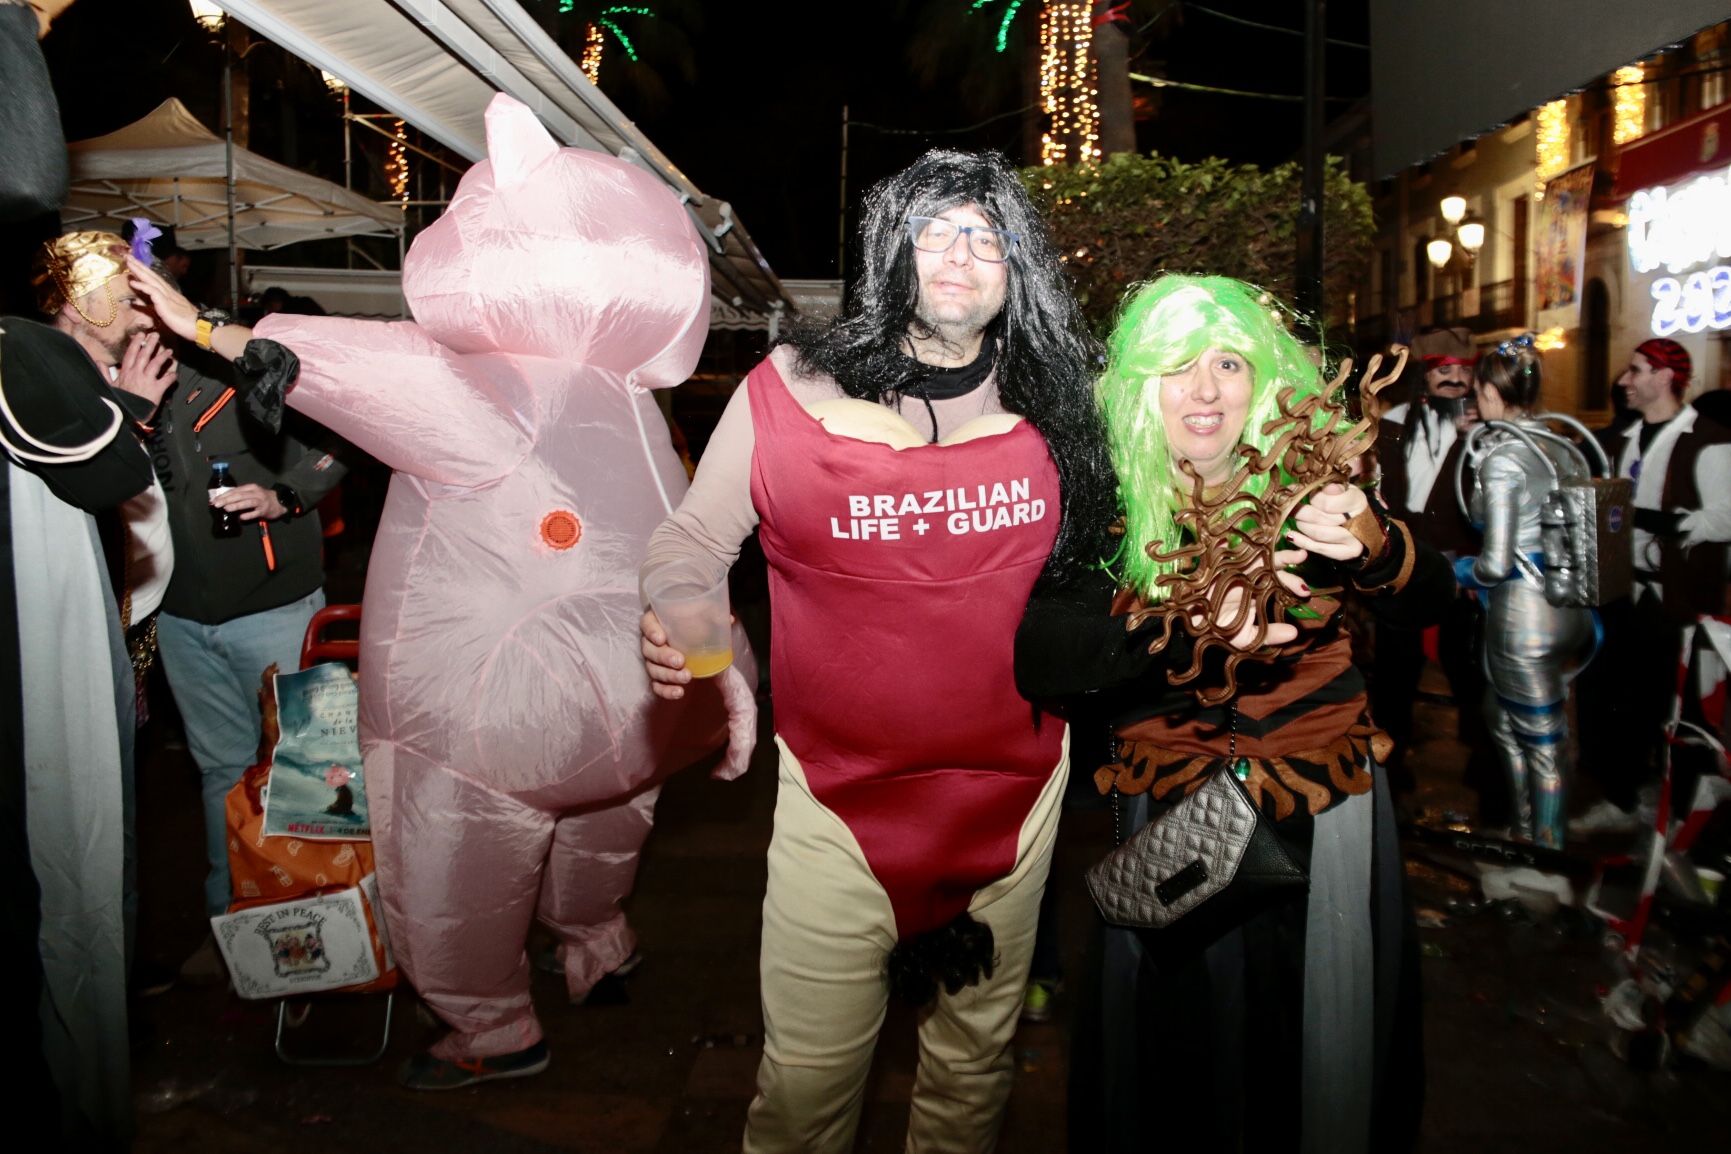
top-left (645, 569), bottom-right (733, 678)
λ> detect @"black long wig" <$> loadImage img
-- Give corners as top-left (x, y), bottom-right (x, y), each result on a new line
top-left (782, 149), bottom-right (1117, 581)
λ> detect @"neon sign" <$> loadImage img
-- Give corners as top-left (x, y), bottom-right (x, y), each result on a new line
top-left (1650, 264), bottom-right (1731, 336)
top-left (1627, 166), bottom-right (1731, 275)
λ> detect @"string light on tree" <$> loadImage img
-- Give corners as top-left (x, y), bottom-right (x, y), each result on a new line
top-left (1039, 2), bottom-right (1100, 167)
top-left (544, 3), bottom-right (654, 85)
top-left (1613, 65), bottom-right (1646, 145)
top-left (1535, 98), bottom-right (1570, 198)
top-left (967, 1), bottom-right (1099, 166)
top-left (580, 22), bottom-right (604, 84)
top-left (386, 118), bottom-right (410, 207)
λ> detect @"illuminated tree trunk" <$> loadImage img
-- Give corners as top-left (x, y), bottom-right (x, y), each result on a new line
top-left (1039, 3), bottom-right (1100, 165)
top-left (1092, 5), bottom-right (1136, 156)
top-left (580, 22), bottom-right (605, 85)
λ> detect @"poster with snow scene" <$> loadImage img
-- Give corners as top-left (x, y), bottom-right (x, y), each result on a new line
top-left (262, 663), bottom-right (370, 840)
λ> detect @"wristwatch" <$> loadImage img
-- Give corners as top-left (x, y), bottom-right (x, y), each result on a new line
top-left (272, 483), bottom-right (305, 518)
top-left (195, 307), bottom-right (232, 350)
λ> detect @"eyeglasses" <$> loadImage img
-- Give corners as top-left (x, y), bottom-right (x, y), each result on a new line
top-left (906, 216), bottom-right (1020, 263)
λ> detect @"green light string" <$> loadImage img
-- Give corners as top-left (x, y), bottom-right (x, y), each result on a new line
top-left (968, 0), bottom-right (1027, 55)
top-left (598, 16), bottom-right (639, 60)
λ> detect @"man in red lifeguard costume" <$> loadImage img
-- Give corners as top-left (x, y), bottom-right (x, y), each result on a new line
top-left (640, 150), bottom-right (1114, 1153)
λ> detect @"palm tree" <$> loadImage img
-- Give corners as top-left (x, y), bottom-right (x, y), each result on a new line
top-left (908, 1), bottom-right (1176, 164)
top-left (524, 1), bottom-right (698, 110)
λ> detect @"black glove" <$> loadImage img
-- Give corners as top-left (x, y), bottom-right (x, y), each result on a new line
top-left (235, 339), bottom-right (300, 433)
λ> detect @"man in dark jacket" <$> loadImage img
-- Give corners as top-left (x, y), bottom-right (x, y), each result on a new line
top-left (143, 300), bottom-right (348, 979)
top-left (32, 223), bottom-right (338, 981)
top-left (1372, 326), bottom-right (1501, 820)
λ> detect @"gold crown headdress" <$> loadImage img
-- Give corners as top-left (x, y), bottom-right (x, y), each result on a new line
top-left (32, 232), bottom-right (130, 327)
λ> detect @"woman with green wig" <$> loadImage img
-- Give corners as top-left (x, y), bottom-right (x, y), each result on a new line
top-left (1016, 274), bottom-right (1446, 1152)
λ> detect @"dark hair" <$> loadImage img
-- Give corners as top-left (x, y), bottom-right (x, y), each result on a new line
top-left (1476, 342), bottom-right (1542, 410)
top-left (782, 149), bottom-right (1115, 579)
top-left (281, 293), bottom-right (327, 316)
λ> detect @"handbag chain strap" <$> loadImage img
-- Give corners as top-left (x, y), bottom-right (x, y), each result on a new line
top-left (1113, 699), bottom-right (1251, 845)
top-left (1229, 699), bottom-right (1250, 781)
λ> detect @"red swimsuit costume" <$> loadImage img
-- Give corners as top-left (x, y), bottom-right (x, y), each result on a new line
top-left (747, 358), bottom-right (1066, 940)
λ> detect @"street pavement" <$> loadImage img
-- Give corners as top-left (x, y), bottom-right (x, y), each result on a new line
top-left (126, 581), bottom-right (1729, 1151)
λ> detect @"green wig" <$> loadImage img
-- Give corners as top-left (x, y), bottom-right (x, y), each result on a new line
top-left (1098, 274), bottom-right (1334, 601)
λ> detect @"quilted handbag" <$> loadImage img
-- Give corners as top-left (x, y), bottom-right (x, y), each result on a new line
top-left (1085, 768), bottom-right (1309, 945)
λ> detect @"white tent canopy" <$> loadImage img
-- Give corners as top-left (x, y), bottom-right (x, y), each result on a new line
top-left (63, 98), bottom-right (404, 250)
top-left (243, 265), bottom-right (406, 318)
top-left (215, 0), bottom-right (791, 321)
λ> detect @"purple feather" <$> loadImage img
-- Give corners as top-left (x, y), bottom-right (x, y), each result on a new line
top-left (129, 218), bottom-right (162, 263)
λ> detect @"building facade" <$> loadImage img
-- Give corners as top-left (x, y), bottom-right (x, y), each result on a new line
top-left (1357, 23), bottom-right (1731, 420)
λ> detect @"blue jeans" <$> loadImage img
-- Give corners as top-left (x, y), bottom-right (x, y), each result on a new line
top-left (158, 590), bottom-right (325, 916)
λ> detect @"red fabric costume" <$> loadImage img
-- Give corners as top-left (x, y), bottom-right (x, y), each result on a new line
top-left (746, 359), bottom-right (1064, 937)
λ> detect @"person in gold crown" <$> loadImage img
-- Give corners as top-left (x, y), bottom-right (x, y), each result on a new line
top-left (3, 253), bottom-right (156, 1145)
top-left (31, 220), bottom-right (178, 421)
top-left (33, 231), bottom-right (178, 416)
top-left (36, 231), bottom-right (178, 725)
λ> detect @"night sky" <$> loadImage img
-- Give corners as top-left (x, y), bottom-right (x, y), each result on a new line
top-left (36, 0), bottom-right (1371, 283)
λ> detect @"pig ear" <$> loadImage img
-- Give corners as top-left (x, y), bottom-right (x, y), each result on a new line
top-left (484, 93), bottom-right (560, 188)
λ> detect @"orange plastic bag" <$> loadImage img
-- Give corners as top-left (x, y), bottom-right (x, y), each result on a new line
top-left (224, 663), bottom-right (396, 993)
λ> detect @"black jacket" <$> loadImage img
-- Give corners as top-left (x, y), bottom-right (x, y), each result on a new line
top-left (150, 345), bottom-right (348, 624)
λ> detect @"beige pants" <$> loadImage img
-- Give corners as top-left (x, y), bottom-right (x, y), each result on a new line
top-left (744, 729), bottom-right (1069, 1154)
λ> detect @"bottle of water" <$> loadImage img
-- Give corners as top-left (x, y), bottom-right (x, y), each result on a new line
top-left (1540, 490), bottom-right (1572, 605)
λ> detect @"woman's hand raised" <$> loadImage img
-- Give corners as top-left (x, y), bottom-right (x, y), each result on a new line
top-left (1286, 483), bottom-right (1372, 563)
top-left (1192, 548), bottom-right (1311, 650)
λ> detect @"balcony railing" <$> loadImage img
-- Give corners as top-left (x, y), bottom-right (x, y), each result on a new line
top-left (1433, 279), bottom-right (1525, 333)
top-left (1353, 278), bottom-right (1526, 350)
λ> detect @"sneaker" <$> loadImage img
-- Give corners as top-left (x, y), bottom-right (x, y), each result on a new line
top-left (397, 1040), bottom-right (551, 1091)
top-left (178, 935), bottom-right (229, 987)
top-left (1568, 799), bottom-right (1648, 837)
top-left (1021, 979), bottom-right (1060, 1024)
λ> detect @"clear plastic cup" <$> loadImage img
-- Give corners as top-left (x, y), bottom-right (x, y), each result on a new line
top-left (644, 569), bottom-right (733, 678)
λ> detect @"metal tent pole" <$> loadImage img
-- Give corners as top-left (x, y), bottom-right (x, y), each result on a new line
top-left (1296, 0), bottom-right (1326, 321)
top-left (224, 33), bottom-right (240, 308)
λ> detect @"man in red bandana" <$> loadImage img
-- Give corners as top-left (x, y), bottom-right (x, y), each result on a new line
top-left (1372, 326), bottom-right (1501, 819)
top-left (1574, 338), bottom-right (1731, 834)
top-left (640, 149), bottom-right (1114, 1153)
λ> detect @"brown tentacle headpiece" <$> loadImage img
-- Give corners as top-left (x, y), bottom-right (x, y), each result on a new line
top-left (1124, 347), bottom-right (1408, 705)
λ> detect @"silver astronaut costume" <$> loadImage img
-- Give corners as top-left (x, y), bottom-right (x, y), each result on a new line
top-left (1462, 421), bottom-right (1597, 846)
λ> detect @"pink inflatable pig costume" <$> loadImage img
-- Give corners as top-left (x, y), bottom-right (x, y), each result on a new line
top-left (253, 93), bottom-right (756, 1067)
